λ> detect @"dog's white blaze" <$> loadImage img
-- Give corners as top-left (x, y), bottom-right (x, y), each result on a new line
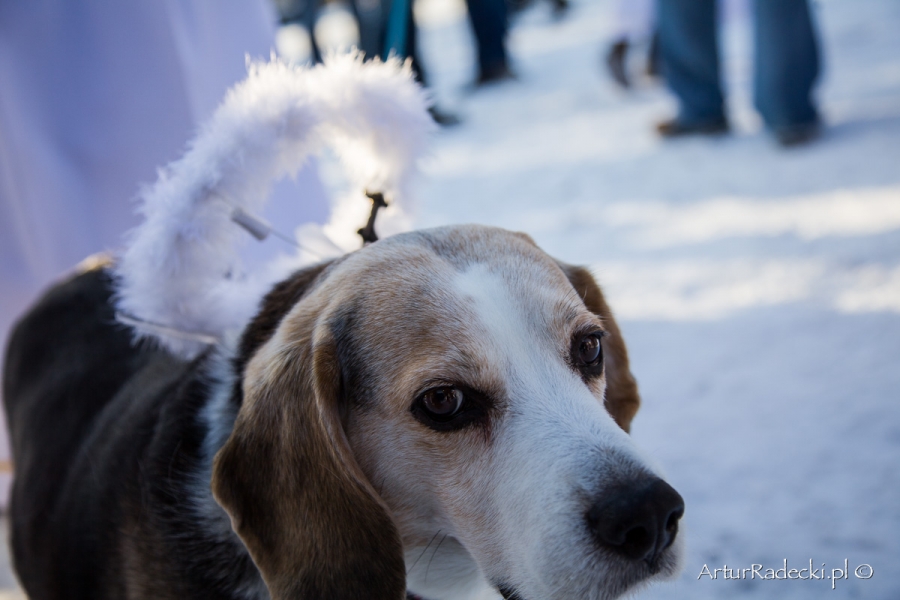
top-left (450, 263), bottom-right (661, 599)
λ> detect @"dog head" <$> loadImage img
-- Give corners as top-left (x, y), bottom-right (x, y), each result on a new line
top-left (212, 225), bottom-right (683, 600)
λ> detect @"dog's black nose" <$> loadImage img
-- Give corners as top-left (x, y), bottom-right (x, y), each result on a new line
top-left (586, 477), bottom-right (684, 566)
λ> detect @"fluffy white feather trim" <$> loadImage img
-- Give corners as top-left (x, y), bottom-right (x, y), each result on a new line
top-left (114, 54), bottom-right (434, 359)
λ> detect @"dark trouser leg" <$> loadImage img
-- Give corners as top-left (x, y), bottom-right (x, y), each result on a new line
top-left (464, 0), bottom-right (509, 79)
top-left (656, 0), bottom-right (725, 124)
top-left (753, 0), bottom-right (820, 130)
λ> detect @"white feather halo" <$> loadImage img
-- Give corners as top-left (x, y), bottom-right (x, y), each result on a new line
top-left (114, 53), bottom-right (435, 359)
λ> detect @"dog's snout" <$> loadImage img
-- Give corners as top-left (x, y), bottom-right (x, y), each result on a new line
top-left (586, 477), bottom-right (684, 567)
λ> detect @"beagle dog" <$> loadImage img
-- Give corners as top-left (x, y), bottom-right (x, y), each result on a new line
top-left (2, 224), bottom-right (684, 600)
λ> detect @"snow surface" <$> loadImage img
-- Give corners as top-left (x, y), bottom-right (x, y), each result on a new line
top-left (411, 0), bottom-right (900, 598)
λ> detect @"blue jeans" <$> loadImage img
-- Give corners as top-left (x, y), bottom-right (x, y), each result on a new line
top-left (657, 0), bottom-right (820, 130)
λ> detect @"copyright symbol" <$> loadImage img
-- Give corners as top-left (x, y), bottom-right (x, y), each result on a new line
top-left (855, 564), bottom-right (873, 579)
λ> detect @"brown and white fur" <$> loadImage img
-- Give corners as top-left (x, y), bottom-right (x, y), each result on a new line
top-left (3, 224), bottom-right (683, 600)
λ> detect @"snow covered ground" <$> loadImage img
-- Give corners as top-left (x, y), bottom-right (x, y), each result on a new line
top-left (1, 0), bottom-right (897, 598)
top-left (413, 0), bottom-right (900, 598)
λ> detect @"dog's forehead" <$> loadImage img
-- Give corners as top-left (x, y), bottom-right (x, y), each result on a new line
top-left (315, 226), bottom-right (602, 389)
top-left (338, 225), bottom-right (585, 323)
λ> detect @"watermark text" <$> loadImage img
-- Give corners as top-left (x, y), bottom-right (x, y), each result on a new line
top-left (698, 559), bottom-right (873, 590)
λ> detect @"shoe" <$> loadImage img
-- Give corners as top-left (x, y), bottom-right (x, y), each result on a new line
top-left (428, 106), bottom-right (461, 127)
top-left (657, 116), bottom-right (729, 138)
top-left (606, 40), bottom-right (629, 88)
top-left (476, 61), bottom-right (515, 86)
top-left (774, 121), bottom-right (821, 147)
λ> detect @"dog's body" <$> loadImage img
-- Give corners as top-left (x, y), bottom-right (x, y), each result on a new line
top-left (3, 264), bottom-right (263, 600)
top-left (3, 225), bottom-right (683, 600)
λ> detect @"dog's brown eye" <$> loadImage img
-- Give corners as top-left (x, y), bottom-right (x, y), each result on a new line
top-left (421, 387), bottom-right (464, 419)
top-left (575, 333), bottom-right (603, 367)
top-left (412, 385), bottom-right (490, 432)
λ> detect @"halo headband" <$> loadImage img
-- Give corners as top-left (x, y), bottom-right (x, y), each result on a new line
top-left (115, 53), bottom-right (434, 358)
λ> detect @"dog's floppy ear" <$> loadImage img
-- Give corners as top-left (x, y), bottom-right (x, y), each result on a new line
top-left (557, 262), bottom-right (640, 432)
top-left (211, 301), bottom-right (406, 599)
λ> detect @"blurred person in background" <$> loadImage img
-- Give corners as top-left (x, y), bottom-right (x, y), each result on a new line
top-left (604, 0), bottom-right (659, 89)
top-left (274, 0), bottom-right (423, 76)
top-left (275, 0), bottom-right (512, 92)
top-left (274, 0), bottom-right (459, 122)
top-left (0, 0), bottom-right (329, 507)
top-left (367, 0), bottom-right (462, 122)
top-left (656, 0), bottom-right (821, 146)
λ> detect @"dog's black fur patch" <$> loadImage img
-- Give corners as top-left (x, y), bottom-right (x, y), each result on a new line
top-left (2, 269), bottom-right (262, 599)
